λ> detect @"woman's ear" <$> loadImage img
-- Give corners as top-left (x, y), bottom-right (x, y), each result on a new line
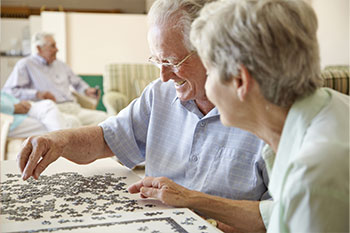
top-left (235, 65), bottom-right (253, 101)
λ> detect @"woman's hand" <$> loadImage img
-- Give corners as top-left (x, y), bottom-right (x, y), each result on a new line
top-left (128, 176), bottom-right (193, 207)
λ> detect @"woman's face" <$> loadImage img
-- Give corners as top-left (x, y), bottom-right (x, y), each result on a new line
top-left (205, 65), bottom-right (241, 127)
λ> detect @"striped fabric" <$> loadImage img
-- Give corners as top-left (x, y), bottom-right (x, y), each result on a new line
top-left (103, 64), bottom-right (160, 115)
top-left (321, 66), bottom-right (349, 95)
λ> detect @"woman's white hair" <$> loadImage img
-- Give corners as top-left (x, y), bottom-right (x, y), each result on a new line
top-left (148, 0), bottom-right (216, 51)
top-left (191, 0), bottom-right (323, 107)
top-left (32, 32), bottom-right (54, 54)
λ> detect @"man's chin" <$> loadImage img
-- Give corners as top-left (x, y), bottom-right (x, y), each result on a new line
top-left (176, 92), bottom-right (192, 102)
top-left (48, 58), bottom-right (56, 64)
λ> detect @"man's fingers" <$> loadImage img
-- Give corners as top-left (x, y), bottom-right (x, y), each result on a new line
top-left (143, 176), bottom-right (162, 187)
top-left (17, 138), bottom-right (33, 174)
top-left (128, 180), bottom-right (144, 193)
top-left (140, 187), bottom-right (161, 199)
top-left (33, 151), bottom-right (58, 179)
top-left (128, 176), bottom-right (157, 193)
top-left (21, 138), bottom-right (48, 180)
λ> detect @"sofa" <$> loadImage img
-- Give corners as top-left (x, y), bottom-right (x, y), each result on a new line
top-left (102, 63), bottom-right (160, 115)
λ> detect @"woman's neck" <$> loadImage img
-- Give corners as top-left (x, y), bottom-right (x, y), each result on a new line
top-left (250, 103), bottom-right (289, 153)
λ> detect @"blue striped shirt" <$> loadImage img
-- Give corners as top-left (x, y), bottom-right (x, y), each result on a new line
top-left (100, 79), bottom-right (270, 200)
top-left (2, 54), bottom-right (89, 103)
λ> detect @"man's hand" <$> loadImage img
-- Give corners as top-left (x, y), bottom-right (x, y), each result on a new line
top-left (17, 135), bottom-right (62, 180)
top-left (14, 101), bottom-right (31, 114)
top-left (128, 177), bottom-right (193, 207)
top-left (85, 87), bottom-right (99, 99)
top-left (36, 91), bottom-right (56, 101)
top-left (17, 126), bottom-right (114, 181)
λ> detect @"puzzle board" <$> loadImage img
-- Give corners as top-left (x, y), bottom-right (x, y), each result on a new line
top-left (0, 158), bottom-right (221, 233)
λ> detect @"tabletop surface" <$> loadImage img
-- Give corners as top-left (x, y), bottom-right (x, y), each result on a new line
top-left (0, 158), bottom-right (221, 233)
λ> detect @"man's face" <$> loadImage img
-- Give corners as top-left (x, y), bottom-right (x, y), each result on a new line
top-left (37, 36), bottom-right (58, 64)
top-left (148, 24), bottom-right (208, 102)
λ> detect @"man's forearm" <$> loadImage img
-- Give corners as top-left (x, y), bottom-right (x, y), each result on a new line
top-left (52, 126), bottom-right (114, 164)
top-left (187, 191), bottom-right (266, 233)
top-left (11, 87), bottom-right (37, 100)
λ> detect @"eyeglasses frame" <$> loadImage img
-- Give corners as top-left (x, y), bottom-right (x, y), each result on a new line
top-left (148, 51), bottom-right (196, 71)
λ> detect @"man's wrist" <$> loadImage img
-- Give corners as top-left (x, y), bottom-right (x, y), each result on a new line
top-left (184, 189), bottom-right (204, 208)
top-left (36, 91), bottom-right (43, 99)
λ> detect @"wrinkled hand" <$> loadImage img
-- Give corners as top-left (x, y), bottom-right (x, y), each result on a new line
top-left (128, 177), bottom-right (193, 207)
top-left (85, 87), bottom-right (99, 99)
top-left (129, 177), bottom-right (237, 232)
top-left (14, 101), bottom-right (31, 114)
top-left (36, 91), bottom-right (56, 101)
top-left (17, 135), bottom-right (62, 180)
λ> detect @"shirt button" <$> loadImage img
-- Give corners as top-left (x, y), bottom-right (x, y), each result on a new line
top-left (192, 156), bottom-right (198, 162)
top-left (200, 122), bottom-right (206, 127)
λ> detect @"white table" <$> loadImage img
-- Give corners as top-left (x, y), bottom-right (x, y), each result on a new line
top-left (0, 158), bottom-right (221, 233)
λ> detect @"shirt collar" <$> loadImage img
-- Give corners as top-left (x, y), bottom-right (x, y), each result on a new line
top-left (33, 54), bottom-right (49, 65)
top-left (172, 96), bottom-right (220, 119)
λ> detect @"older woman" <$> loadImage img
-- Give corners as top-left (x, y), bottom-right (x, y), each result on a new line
top-left (128, 0), bottom-right (349, 232)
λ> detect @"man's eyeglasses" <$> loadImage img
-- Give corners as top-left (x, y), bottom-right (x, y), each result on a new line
top-left (148, 51), bottom-right (196, 72)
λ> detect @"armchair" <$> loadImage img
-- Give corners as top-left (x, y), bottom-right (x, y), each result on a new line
top-left (103, 63), bottom-right (160, 115)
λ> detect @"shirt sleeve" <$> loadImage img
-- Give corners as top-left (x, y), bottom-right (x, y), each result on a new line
top-left (3, 61), bottom-right (38, 100)
top-left (99, 83), bottom-right (153, 168)
top-left (65, 64), bottom-right (90, 94)
top-left (259, 200), bottom-right (274, 229)
top-left (280, 144), bottom-right (349, 232)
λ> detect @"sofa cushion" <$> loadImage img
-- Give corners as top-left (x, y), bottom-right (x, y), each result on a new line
top-left (104, 64), bottom-right (160, 102)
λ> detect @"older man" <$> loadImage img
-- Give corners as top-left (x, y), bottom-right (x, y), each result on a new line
top-left (2, 32), bottom-right (107, 126)
top-left (17, 1), bottom-right (270, 231)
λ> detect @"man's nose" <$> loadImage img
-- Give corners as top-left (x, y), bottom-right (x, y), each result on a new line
top-left (160, 66), bottom-right (174, 82)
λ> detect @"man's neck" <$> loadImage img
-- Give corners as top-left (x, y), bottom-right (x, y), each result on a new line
top-left (195, 99), bottom-right (215, 115)
top-left (34, 54), bottom-right (49, 65)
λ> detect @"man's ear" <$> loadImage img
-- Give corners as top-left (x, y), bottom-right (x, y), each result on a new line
top-left (36, 45), bottom-right (42, 53)
top-left (234, 65), bottom-right (253, 101)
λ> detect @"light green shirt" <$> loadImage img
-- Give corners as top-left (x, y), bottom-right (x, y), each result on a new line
top-left (260, 88), bottom-right (349, 232)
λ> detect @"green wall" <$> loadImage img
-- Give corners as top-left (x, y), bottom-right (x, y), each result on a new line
top-left (79, 75), bottom-right (106, 112)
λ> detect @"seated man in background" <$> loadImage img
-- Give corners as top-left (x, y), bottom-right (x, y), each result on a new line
top-left (1, 91), bottom-right (80, 138)
top-left (2, 32), bottom-right (108, 126)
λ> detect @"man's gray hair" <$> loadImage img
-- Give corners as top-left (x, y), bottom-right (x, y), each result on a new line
top-left (191, 0), bottom-right (323, 107)
top-left (32, 32), bottom-right (54, 54)
top-left (148, 0), bottom-right (216, 51)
